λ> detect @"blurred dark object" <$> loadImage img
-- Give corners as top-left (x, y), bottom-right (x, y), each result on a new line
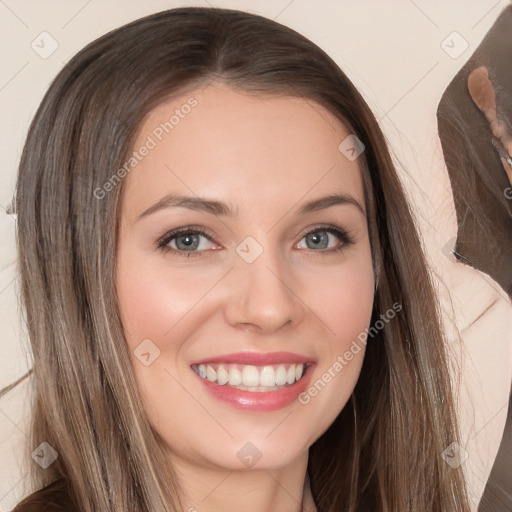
top-left (437, 5), bottom-right (512, 298)
top-left (437, 5), bottom-right (512, 512)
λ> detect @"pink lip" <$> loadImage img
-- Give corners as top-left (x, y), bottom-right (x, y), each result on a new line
top-left (190, 351), bottom-right (315, 366)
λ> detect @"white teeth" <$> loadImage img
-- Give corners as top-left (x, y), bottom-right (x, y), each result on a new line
top-left (259, 365), bottom-right (275, 387)
top-left (242, 365), bottom-right (260, 387)
top-left (286, 365), bottom-right (296, 384)
top-left (228, 367), bottom-right (242, 386)
top-left (193, 362), bottom-right (307, 390)
top-left (217, 365), bottom-right (229, 385)
top-left (275, 365), bottom-right (288, 386)
top-left (206, 365), bottom-right (217, 382)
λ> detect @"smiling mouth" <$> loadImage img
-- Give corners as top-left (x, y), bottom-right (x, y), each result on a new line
top-left (191, 362), bottom-right (309, 392)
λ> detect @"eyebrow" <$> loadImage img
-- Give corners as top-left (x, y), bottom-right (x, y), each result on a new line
top-left (137, 192), bottom-right (365, 221)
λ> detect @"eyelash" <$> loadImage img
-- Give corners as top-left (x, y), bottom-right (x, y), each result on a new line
top-left (156, 224), bottom-right (355, 258)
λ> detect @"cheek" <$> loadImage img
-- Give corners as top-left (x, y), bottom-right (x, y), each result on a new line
top-left (300, 244), bottom-right (375, 347)
top-left (116, 253), bottom-right (212, 350)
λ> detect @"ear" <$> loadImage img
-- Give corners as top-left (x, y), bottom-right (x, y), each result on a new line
top-left (468, 66), bottom-right (496, 122)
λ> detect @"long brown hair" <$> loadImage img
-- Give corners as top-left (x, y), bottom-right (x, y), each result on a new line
top-left (9, 6), bottom-right (470, 511)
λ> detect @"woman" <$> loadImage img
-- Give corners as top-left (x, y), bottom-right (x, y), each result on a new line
top-left (9, 6), bottom-right (470, 511)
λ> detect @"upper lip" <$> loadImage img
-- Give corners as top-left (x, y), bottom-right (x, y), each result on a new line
top-left (190, 351), bottom-right (315, 366)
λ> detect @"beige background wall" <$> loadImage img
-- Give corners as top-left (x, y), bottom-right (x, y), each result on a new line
top-left (1, 1), bottom-right (511, 509)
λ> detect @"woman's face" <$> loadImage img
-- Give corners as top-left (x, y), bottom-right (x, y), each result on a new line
top-left (116, 82), bottom-right (374, 473)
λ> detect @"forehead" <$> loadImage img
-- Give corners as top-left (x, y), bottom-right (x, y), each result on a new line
top-left (121, 82), bottom-right (365, 219)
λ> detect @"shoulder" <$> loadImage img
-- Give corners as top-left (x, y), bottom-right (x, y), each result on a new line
top-left (11, 479), bottom-right (76, 512)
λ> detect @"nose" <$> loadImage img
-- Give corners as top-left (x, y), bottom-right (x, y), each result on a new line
top-left (223, 243), bottom-right (305, 335)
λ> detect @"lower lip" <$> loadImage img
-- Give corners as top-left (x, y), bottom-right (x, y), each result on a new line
top-left (193, 365), bottom-right (314, 411)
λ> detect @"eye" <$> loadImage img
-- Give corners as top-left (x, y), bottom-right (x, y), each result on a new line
top-left (295, 225), bottom-right (354, 255)
top-left (156, 226), bottom-right (218, 257)
top-left (156, 224), bottom-right (354, 258)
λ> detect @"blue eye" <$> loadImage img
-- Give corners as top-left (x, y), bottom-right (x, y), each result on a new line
top-left (170, 232), bottom-right (205, 251)
top-left (296, 227), bottom-right (353, 252)
top-left (157, 226), bottom-right (216, 257)
top-left (156, 224), bottom-right (354, 257)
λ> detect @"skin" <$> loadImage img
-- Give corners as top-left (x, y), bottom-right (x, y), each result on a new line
top-left (116, 82), bottom-right (375, 512)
